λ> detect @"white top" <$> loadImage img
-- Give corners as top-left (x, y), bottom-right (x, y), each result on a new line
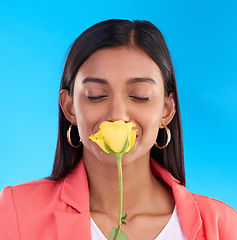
top-left (91, 206), bottom-right (187, 240)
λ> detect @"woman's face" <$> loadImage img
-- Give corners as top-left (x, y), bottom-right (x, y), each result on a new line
top-left (61, 46), bottom-right (175, 165)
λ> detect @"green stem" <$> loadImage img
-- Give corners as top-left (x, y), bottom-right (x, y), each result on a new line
top-left (114, 153), bottom-right (123, 240)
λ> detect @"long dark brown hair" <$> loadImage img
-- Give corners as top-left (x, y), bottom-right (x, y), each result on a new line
top-left (49, 19), bottom-right (185, 185)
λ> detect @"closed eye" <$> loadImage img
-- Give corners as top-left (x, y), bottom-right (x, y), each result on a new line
top-left (129, 96), bottom-right (151, 102)
top-left (87, 95), bottom-right (108, 101)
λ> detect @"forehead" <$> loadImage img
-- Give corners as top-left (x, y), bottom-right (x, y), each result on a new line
top-left (75, 46), bottom-right (163, 84)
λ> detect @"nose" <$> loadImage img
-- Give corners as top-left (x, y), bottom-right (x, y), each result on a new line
top-left (105, 95), bottom-right (130, 122)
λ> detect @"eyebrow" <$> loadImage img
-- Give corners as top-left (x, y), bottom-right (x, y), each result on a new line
top-left (127, 78), bottom-right (156, 85)
top-left (81, 78), bottom-right (108, 85)
top-left (81, 77), bottom-right (156, 85)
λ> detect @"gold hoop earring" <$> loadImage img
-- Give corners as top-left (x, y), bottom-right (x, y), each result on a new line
top-left (67, 123), bottom-right (82, 148)
top-left (154, 125), bottom-right (171, 149)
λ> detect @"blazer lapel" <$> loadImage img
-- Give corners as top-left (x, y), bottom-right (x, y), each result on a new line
top-left (55, 159), bottom-right (92, 239)
top-left (150, 158), bottom-right (202, 240)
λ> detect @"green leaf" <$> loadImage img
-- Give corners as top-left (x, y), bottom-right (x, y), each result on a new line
top-left (103, 138), bottom-right (114, 154)
top-left (109, 227), bottom-right (129, 240)
top-left (121, 212), bottom-right (127, 220)
top-left (122, 221), bottom-right (126, 225)
top-left (120, 136), bottom-right (129, 153)
top-left (125, 141), bottom-right (137, 154)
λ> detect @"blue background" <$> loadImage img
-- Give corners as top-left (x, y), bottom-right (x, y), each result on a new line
top-left (0, 0), bottom-right (236, 210)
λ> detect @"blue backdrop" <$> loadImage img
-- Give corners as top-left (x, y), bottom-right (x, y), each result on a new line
top-left (0, 0), bottom-right (236, 210)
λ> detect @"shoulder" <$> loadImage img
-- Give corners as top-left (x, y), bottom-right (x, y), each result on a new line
top-left (1, 178), bottom-right (60, 193)
top-left (191, 192), bottom-right (237, 237)
top-left (9, 178), bottom-right (60, 191)
top-left (0, 179), bottom-right (64, 239)
top-left (0, 178), bottom-right (63, 209)
top-left (191, 192), bottom-right (237, 216)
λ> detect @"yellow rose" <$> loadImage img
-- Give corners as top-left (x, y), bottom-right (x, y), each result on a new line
top-left (89, 120), bottom-right (136, 154)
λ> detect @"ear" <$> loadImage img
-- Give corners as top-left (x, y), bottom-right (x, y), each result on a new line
top-left (59, 89), bottom-right (76, 124)
top-left (161, 93), bottom-right (176, 127)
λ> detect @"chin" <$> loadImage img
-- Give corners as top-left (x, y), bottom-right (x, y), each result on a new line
top-left (106, 151), bottom-right (147, 167)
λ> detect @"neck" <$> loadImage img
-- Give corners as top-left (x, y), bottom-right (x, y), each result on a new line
top-left (83, 150), bottom-right (174, 220)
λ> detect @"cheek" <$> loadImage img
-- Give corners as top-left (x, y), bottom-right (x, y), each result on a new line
top-left (73, 100), bottom-right (105, 143)
top-left (135, 105), bottom-right (163, 146)
top-left (75, 105), bottom-right (92, 138)
top-left (136, 101), bottom-right (163, 126)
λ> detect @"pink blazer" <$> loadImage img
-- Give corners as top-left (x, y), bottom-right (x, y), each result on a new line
top-left (1, 158), bottom-right (236, 240)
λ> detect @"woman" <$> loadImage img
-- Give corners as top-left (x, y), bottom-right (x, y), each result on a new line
top-left (0, 19), bottom-right (236, 240)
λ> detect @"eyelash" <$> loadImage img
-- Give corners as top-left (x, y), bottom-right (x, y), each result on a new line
top-left (87, 96), bottom-right (150, 103)
top-left (87, 96), bottom-right (108, 101)
top-left (129, 96), bottom-right (150, 102)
